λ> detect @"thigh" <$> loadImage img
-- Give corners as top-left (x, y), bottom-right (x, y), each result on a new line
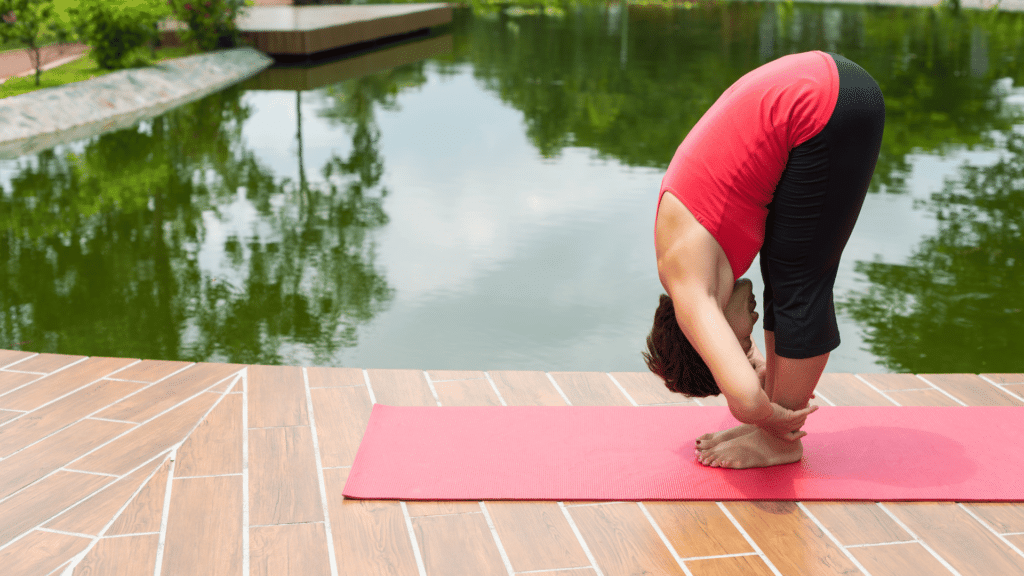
top-left (760, 52), bottom-right (885, 359)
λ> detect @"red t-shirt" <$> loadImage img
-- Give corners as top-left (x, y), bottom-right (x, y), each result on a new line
top-left (657, 50), bottom-right (839, 281)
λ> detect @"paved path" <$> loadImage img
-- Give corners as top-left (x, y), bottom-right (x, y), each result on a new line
top-left (0, 42), bottom-right (89, 84)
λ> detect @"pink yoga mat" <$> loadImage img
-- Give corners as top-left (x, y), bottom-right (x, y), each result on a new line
top-left (342, 404), bottom-right (1024, 501)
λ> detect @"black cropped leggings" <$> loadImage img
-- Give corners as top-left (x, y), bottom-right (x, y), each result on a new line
top-left (760, 52), bottom-right (886, 359)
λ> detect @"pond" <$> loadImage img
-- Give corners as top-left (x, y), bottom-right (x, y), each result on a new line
top-left (2, 1), bottom-right (1023, 374)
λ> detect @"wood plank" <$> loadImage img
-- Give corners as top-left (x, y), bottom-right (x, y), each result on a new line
top-left (549, 371), bottom-right (634, 406)
top-left (0, 409), bottom-right (20, 425)
top-left (433, 378), bottom-right (502, 406)
top-left (45, 456), bottom-right (166, 536)
top-left (0, 356), bottom-right (137, 411)
top-left (412, 512), bottom-right (508, 576)
top-left (249, 364), bottom-right (308, 428)
top-left (250, 523), bottom-right (332, 576)
top-left (723, 501), bottom-right (861, 575)
top-left (642, 501), bottom-right (755, 558)
top-left (917, 374), bottom-right (1024, 406)
top-left (801, 502), bottom-right (912, 546)
top-left (107, 359), bottom-right (193, 383)
top-left (0, 349), bottom-right (34, 368)
top-left (483, 501), bottom-right (591, 572)
top-left (249, 426), bottom-right (323, 525)
top-left (73, 533), bottom-right (159, 576)
top-left (96, 363), bottom-right (243, 423)
top-left (70, 391), bottom-right (218, 476)
top-left (846, 542), bottom-right (952, 576)
top-left (609, 371), bottom-right (698, 406)
top-left (486, 370), bottom-right (565, 407)
top-left (686, 554), bottom-right (776, 576)
top-left (3, 352), bottom-right (85, 374)
top-left (885, 388), bottom-right (966, 407)
top-left (365, 368), bottom-right (435, 407)
top-left (174, 393), bottom-right (242, 477)
top-left (815, 373), bottom-right (894, 406)
top-left (309, 385), bottom-right (371, 469)
top-left (107, 457), bottom-right (172, 536)
top-left (0, 470), bottom-right (112, 547)
top-left (0, 379), bottom-right (146, 458)
top-left (0, 370), bottom-right (37, 395)
top-left (981, 373), bottom-right (1024, 384)
top-left (0, 529), bottom-right (90, 576)
top-left (885, 502), bottom-right (1024, 575)
top-left (428, 370), bottom-right (486, 381)
top-left (856, 373), bottom-right (928, 391)
top-left (963, 502), bottom-right (1024, 534)
top-left (163, 476), bottom-right (243, 575)
top-left (307, 366), bottom-right (365, 388)
top-left (568, 502), bottom-right (685, 575)
top-left (324, 467), bottom-right (420, 576)
top-left (0, 418), bottom-right (131, 501)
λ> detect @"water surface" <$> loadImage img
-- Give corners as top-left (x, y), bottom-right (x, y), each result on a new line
top-left (2, 2), bottom-right (1023, 373)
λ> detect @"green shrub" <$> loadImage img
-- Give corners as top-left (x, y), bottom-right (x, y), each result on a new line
top-left (168, 0), bottom-right (253, 52)
top-left (70, 0), bottom-right (171, 70)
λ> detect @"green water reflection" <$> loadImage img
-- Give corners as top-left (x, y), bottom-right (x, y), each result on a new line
top-left (2, 2), bottom-right (1023, 372)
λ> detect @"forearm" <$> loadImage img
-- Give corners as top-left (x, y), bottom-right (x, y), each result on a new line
top-left (672, 295), bottom-right (767, 420)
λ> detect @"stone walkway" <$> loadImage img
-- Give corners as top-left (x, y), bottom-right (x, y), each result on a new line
top-left (0, 47), bottom-right (272, 160)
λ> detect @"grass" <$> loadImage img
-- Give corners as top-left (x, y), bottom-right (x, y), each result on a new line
top-left (1, 45), bottom-right (199, 99)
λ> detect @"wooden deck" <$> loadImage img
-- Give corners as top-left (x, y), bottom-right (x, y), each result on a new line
top-left (236, 3), bottom-right (454, 57)
top-left (0, 349), bottom-right (1022, 575)
top-left (241, 33), bottom-right (453, 91)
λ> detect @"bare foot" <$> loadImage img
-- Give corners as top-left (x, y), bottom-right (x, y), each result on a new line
top-left (695, 423), bottom-right (756, 451)
top-left (694, 426), bottom-right (803, 469)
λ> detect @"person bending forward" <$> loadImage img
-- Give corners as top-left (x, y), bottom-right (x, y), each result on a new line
top-left (645, 50), bottom-right (885, 469)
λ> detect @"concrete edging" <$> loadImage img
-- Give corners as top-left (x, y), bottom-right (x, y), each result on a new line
top-left (0, 47), bottom-right (274, 160)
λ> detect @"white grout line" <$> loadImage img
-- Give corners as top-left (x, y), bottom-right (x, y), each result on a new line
top-left (150, 447), bottom-right (178, 576)
top-left (635, 502), bottom-right (694, 576)
top-left (853, 383), bottom-right (967, 575)
top-left (36, 527), bottom-right (92, 538)
top-left (852, 374), bottom-right (904, 406)
top-left (58, 448), bottom-right (176, 576)
top-left (844, 540), bottom-right (918, 548)
top-left (0, 369), bottom-right (49, 375)
top-left (977, 374), bottom-right (1024, 404)
top-left (478, 502), bottom-right (516, 576)
top-left (875, 502), bottom-right (966, 576)
top-left (423, 370), bottom-right (514, 575)
top-left (0, 367), bottom-right (239, 509)
top-left (913, 375), bottom-right (969, 406)
top-left (544, 373), bottom-right (573, 406)
top-left (796, 503), bottom-right (874, 575)
top-left (303, 367), bottom-right (339, 576)
top-left (362, 369), bottom-right (378, 406)
top-left (399, 502), bottom-right (429, 576)
top-left (515, 567), bottom-right (594, 574)
top-left (0, 352), bottom-right (39, 370)
top-left (715, 502), bottom-right (785, 576)
top-left (423, 370), bottom-right (442, 407)
top-left (556, 501), bottom-right (605, 576)
top-left (241, 368), bottom-right (250, 576)
top-left (604, 373), bottom-right (639, 406)
top-left (0, 355), bottom-right (93, 399)
top-left (482, 372), bottom-right (510, 406)
top-left (956, 503), bottom-right (1024, 563)
top-left (0, 361), bottom-right (197, 457)
top-left (0, 352), bottom-right (41, 371)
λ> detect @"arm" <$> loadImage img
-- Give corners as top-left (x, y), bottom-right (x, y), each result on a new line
top-left (670, 286), bottom-right (772, 424)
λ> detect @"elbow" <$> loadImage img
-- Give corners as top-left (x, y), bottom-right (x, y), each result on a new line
top-left (729, 394), bottom-right (771, 424)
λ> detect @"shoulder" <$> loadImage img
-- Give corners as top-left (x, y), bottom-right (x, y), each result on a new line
top-left (656, 192), bottom-right (733, 307)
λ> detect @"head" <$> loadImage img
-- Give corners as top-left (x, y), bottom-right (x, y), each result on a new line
top-left (643, 278), bottom-right (759, 397)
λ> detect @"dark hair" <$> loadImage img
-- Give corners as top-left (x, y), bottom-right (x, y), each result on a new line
top-left (642, 294), bottom-right (720, 397)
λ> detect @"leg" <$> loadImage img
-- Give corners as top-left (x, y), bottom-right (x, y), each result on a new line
top-left (764, 330), bottom-right (827, 412)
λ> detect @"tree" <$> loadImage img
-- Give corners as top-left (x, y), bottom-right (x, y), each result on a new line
top-left (0, 0), bottom-right (72, 87)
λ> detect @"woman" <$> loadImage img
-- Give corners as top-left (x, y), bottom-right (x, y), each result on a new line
top-left (644, 50), bottom-right (885, 469)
